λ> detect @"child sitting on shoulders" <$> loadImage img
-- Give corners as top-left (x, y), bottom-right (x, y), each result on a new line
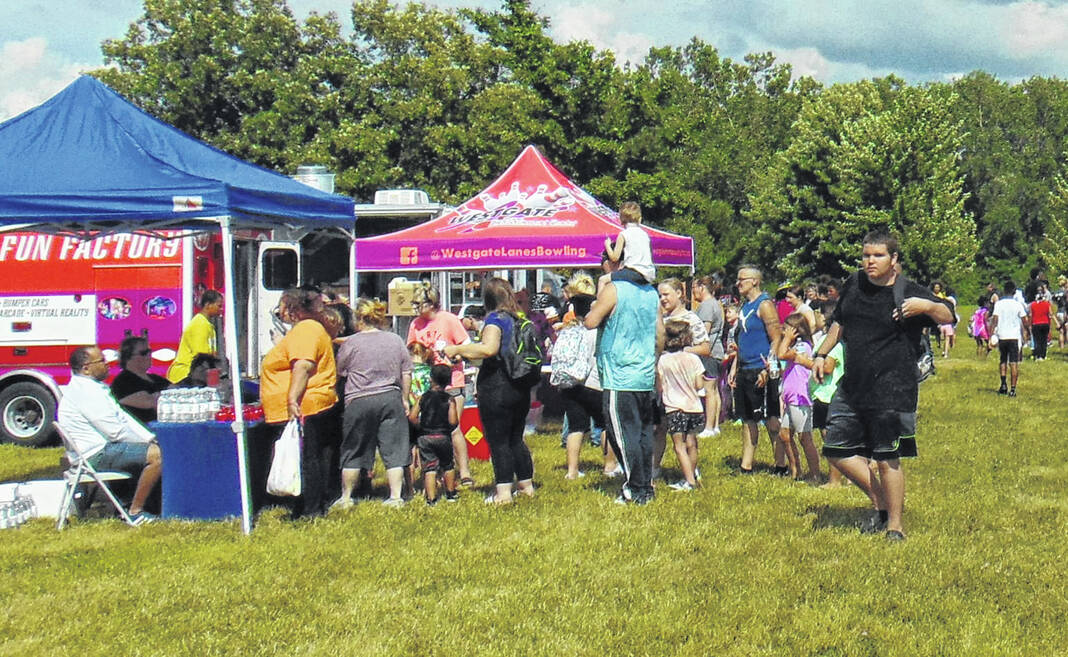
top-left (603, 201), bottom-right (655, 285)
top-left (657, 320), bottom-right (706, 491)
top-left (408, 364), bottom-right (459, 505)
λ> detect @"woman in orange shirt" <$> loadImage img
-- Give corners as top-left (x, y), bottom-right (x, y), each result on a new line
top-left (260, 287), bottom-right (339, 519)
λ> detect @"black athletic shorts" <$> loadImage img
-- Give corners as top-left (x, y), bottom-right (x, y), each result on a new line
top-left (560, 385), bottom-right (605, 433)
top-left (898, 411), bottom-right (917, 458)
top-left (821, 389), bottom-right (904, 461)
top-left (998, 339), bottom-right (1019, 364)
top-left (417, 433), bottom-right (455, 475)
top-left (812, 399), bottom-right (830, 430)
top-left (733, 368), bottom-right (780, 422)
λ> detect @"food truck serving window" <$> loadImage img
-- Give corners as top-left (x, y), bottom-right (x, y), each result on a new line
top-left (262, 249), bottom-right (298, 291)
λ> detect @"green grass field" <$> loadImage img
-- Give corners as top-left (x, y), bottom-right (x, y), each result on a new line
top-left (2, 334), bottom-right (1067, 656)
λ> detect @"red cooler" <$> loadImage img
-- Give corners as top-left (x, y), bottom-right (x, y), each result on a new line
top-left (460, 405), bottom-right (491, 460)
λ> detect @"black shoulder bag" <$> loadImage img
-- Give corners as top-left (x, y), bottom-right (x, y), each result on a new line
top-left (892, 275), bottom-right (936, 383)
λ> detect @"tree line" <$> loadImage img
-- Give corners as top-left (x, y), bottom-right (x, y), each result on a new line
top-left (94, 0), bottom-right (1068, 297)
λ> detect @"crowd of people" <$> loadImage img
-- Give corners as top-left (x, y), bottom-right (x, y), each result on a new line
top-left (966, 267), bottom-right (1066, 396)
top-left (53, 204), bottom-right (1064, 538)
top-left (56, 290), bottom-right (227, 524)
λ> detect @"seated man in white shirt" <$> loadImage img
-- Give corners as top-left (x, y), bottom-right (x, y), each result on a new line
top-left (57, 346), bottom-right (162, 523)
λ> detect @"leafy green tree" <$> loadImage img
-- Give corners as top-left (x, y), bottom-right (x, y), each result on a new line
top-left (747, 81), bottom-right (978, 283)
top-left (96, 0), bottom-right (358, 174)
top-left (1039, 172), bottom-right (1068, 277)
top-left (949, 73), bottom-right (1068, 283)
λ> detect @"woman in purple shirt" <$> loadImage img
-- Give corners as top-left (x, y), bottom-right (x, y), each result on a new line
top-left (335, 298), bottom-right (412, 508)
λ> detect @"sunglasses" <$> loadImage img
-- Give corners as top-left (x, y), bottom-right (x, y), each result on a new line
top-left (137, 349), bottom-right (152, 356)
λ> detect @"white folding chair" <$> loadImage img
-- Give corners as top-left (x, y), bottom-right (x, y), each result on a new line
top-left (54, 423), bottom-right (137, 529)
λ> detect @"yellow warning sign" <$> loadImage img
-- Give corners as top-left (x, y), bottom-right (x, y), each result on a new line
top-left (464, 425), bottom-right (483, 446)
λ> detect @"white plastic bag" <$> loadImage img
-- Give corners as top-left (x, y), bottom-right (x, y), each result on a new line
top-left (266, 418), bottom-right (302, 497)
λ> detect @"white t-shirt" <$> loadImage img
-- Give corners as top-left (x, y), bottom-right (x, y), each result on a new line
top-left (992, 298), bottom-right (1027, 340)
top-left (619, 223), bottom-right (655, 283)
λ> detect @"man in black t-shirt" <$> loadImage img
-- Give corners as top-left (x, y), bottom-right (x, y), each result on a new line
top-left (1023, 267), bottom-right (1046, 304)
top-left (813, 231), bottom-right (955, 541)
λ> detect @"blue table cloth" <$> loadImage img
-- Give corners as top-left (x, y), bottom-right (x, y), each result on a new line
top-left (150, 421), bottom-right (243, 520)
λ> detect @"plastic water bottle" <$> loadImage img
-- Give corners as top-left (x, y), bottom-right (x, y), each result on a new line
top-left (157, 390), bottom-right (172, 423)
top-left (163, 390), bottom-right (177, 423)
top-left (208, 388), bottom-right (221, 419)
top-left (183, 390), bottom-right (197, 422)
top-left (174, 390), bottom-right (188, 422)
top-left (198, 388), bottom-right (212, 421)
top-left (15, 493), bottom-right (34, 524)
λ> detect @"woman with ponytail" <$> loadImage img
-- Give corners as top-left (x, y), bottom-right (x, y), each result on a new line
top-left (335, 298), bottom-right (413, 507)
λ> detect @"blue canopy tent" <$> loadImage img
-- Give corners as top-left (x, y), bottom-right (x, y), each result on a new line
top-left (0, 76), bottom-right (356, 533)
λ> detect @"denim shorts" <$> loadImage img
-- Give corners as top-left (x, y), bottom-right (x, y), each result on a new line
top-left (89, 441), bottom-right (149, 475)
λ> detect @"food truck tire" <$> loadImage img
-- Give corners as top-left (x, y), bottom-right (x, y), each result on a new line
top-left (0, 382), bottom-right (56, 447)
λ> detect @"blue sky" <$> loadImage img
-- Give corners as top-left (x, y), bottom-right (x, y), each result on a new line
top-left (3, 0), bottom-right (1068, 120)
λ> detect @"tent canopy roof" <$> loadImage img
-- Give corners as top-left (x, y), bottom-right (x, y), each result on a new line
top-left (0, 76), bottom-right (354, 233)
top-left (353, 145), bottom-right (693, 271)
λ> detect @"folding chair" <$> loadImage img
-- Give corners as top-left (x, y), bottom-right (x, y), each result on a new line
top-left (54, 423), bottom-right (137, 529)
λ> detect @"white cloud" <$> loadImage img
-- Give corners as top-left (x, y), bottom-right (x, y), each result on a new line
top-left (1002, 1), bottom-right (1068, 56)
top-left (772, 47), bottom-right (832, 81)
top-left (0, 37), bottom-right (89, 121)
top-left (551, 4), bottom-right (653, 66)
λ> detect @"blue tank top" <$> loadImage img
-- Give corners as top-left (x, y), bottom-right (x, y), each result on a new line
top-left (737, 292), bottom-right (771, 370)
top-left (596, 281), bottom-right (658, 391)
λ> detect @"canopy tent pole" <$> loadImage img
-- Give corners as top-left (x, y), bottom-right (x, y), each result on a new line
top-left (220, 215), bottom-right (253, 535)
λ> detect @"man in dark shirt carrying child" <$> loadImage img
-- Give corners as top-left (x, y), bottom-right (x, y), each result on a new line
top-left (409, 365), bottom-right (460, 506)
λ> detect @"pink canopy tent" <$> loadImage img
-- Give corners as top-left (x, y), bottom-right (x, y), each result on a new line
top-left (353, 146), bottom-right (694, 271)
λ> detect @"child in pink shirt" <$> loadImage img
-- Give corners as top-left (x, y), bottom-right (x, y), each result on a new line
top-left (657, 320), bottom-right (706, 490)
top-left (776, 313), bottom-right (821, 482)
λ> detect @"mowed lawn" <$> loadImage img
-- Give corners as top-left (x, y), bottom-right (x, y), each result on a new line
top-left (2, 337), bottom-right (1067, 656)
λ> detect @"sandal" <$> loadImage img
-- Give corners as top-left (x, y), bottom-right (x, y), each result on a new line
top-left (460, 476), bottom-right (475, 488)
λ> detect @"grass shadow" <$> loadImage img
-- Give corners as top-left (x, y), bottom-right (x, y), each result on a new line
top-left (806, 504), bottom-right (872, 532)
top-left (718, 455), bottom-right (785, 477)
top-left (588, 473), bottom-right (627, 498)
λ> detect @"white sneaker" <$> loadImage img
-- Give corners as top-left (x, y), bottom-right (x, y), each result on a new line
top-left (697, 427), bottom-right (721, 439)
top-left (603, 466), bottom-right (624, 478)
top-left (330, 497), bottom-right (354, 512)
top-left (669, 481), bottom-right (696, 492)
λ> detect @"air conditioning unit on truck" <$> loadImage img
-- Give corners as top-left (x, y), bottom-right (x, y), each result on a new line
top-left (0, 229), bottom-right (340, 447)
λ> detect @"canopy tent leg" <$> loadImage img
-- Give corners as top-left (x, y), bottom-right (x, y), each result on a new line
top-left (220, 216), bottom-right (253, 535)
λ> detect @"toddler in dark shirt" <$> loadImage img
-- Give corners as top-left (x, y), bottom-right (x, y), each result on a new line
top-left (408, 365), bottom-right (459, 505)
